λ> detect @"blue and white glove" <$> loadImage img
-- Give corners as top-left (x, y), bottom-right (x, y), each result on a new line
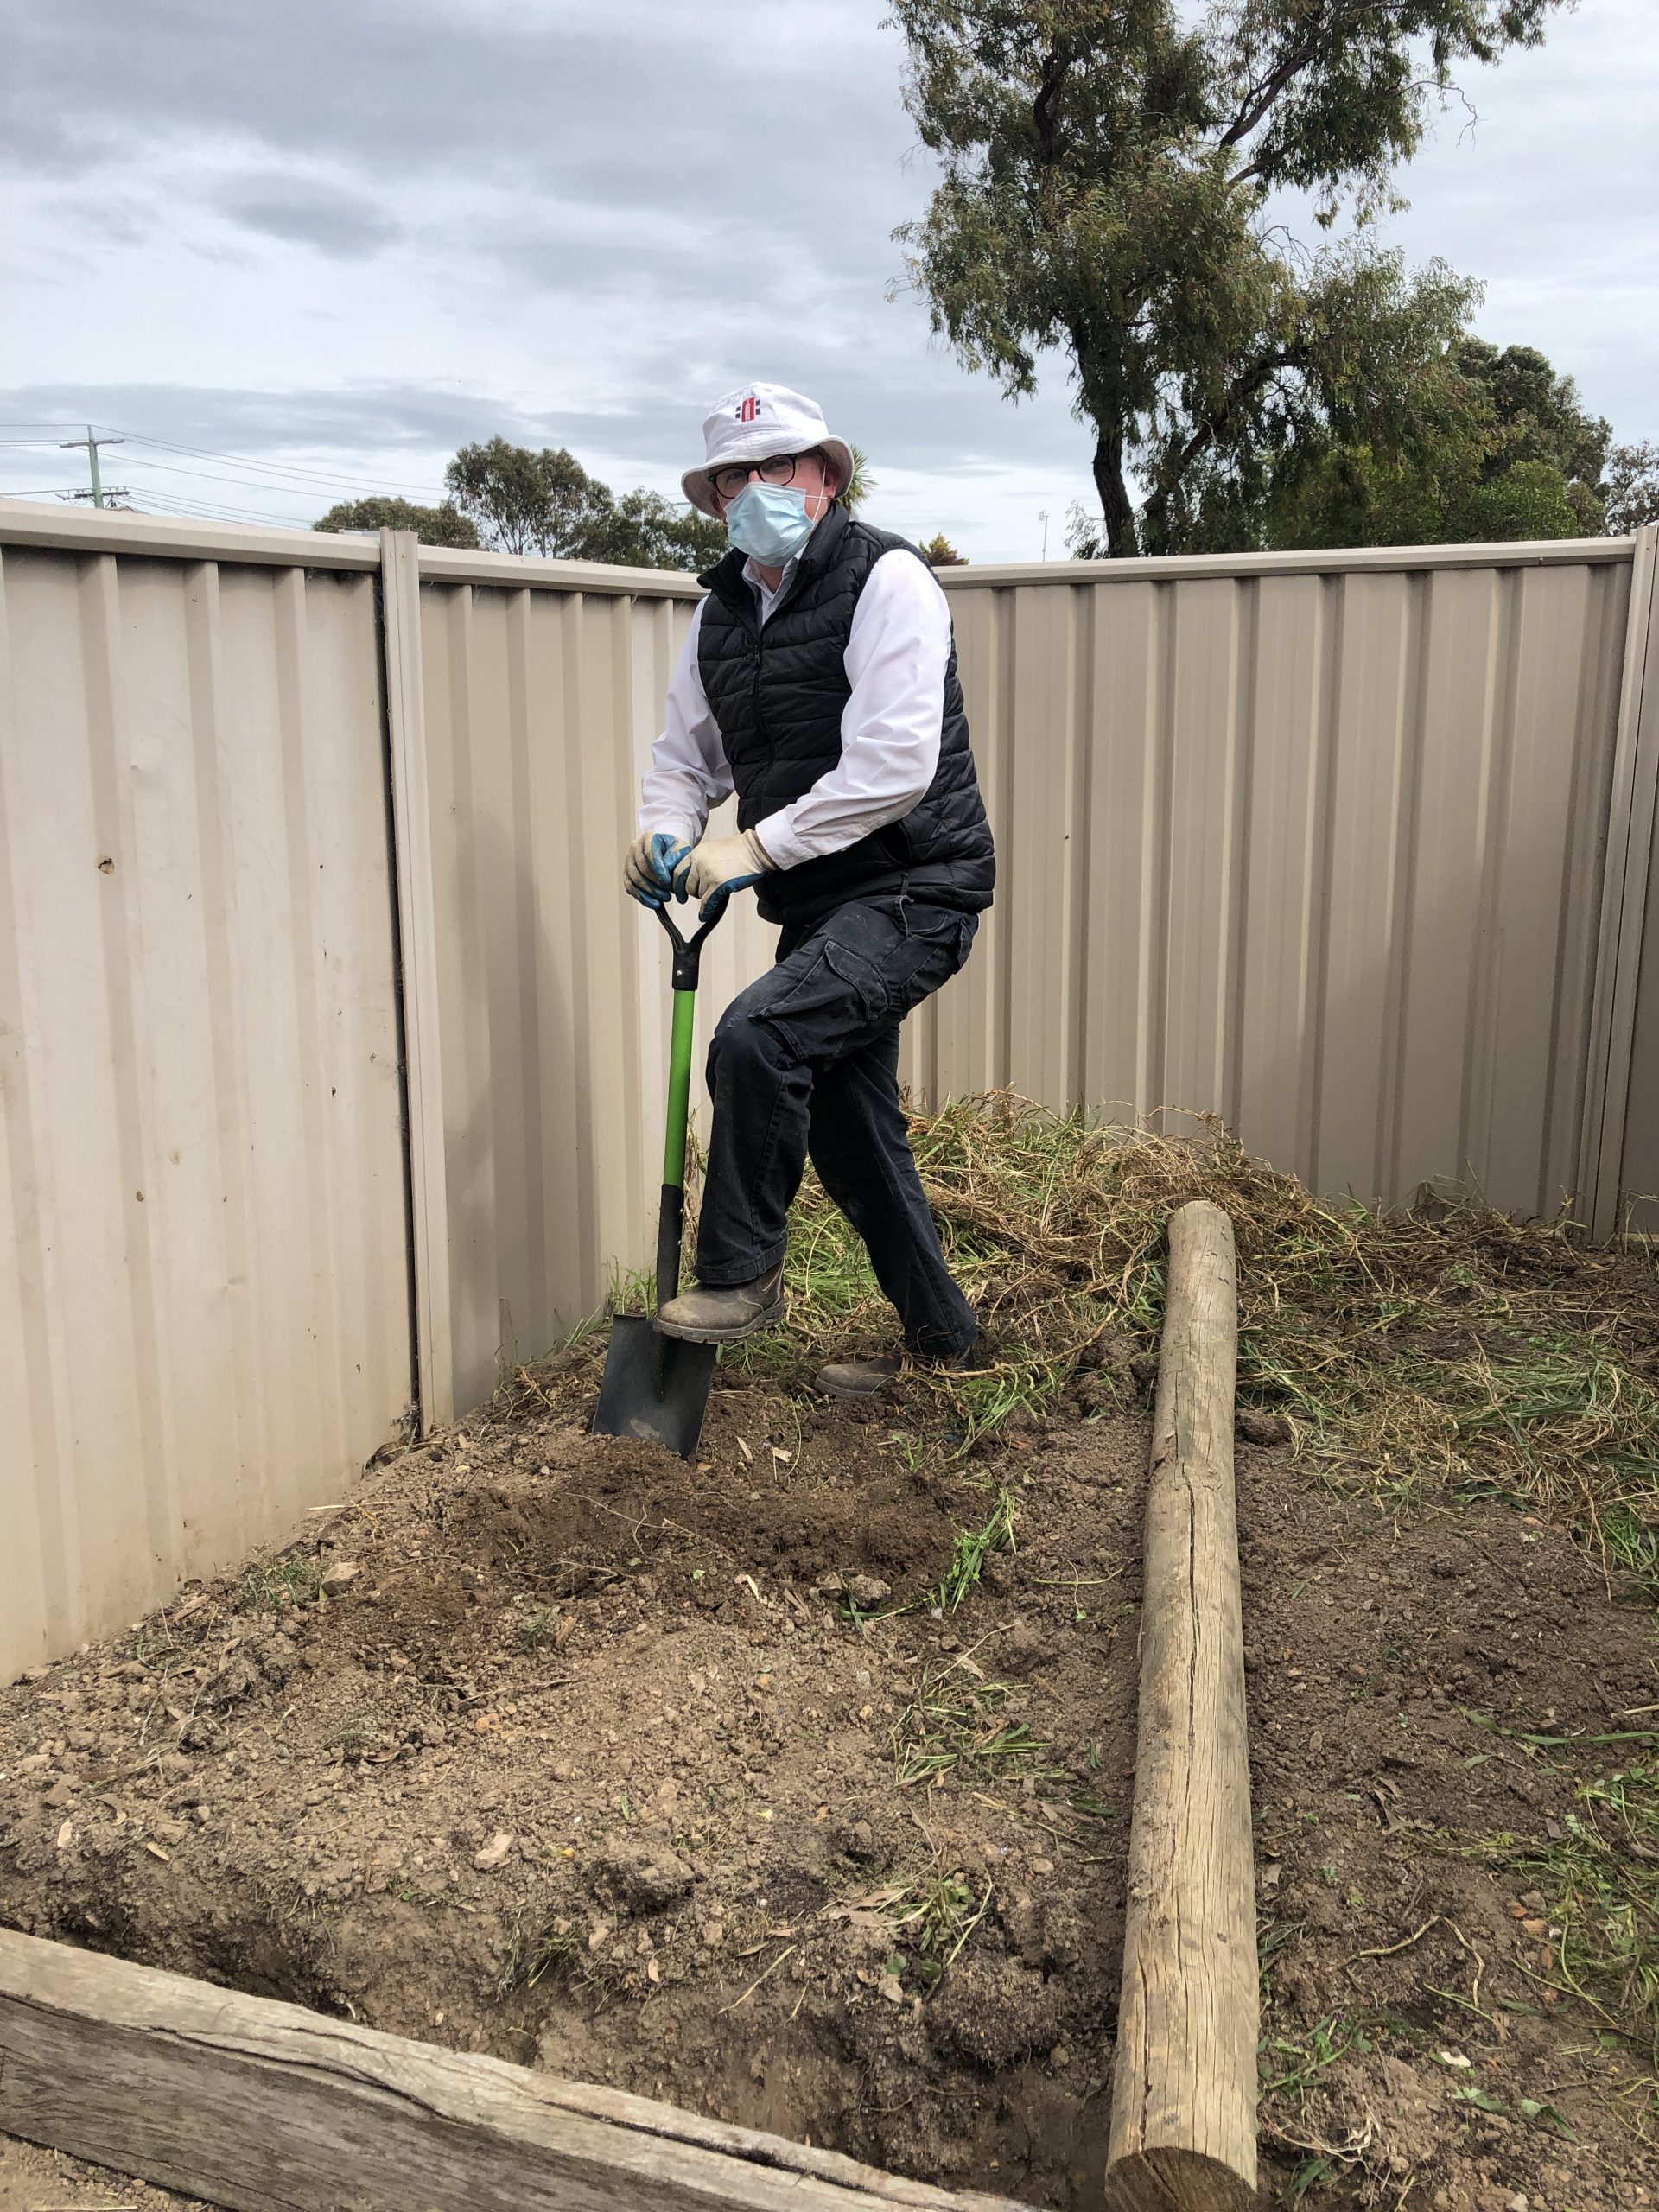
top-left (624, 830), bottom-right (692, 909)
top-left (673, 829), bottom-right (775, 923)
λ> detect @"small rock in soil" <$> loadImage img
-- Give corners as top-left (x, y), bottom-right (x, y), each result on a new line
top-left (590, 1837), bottom-right (695, 1913)
top-left (931, 1958), bottom-right (1065, 2068)
top-left (1236, 1409), bottom-right (1292, 1446)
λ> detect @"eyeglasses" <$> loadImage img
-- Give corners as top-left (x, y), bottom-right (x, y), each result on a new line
top-left (708, 450), bottom-right (821, 502)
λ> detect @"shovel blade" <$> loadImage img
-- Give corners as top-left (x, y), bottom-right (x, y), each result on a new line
top-left (593, 1313), bottom-right (717, 1458)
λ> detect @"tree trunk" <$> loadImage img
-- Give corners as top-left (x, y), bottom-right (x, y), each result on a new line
top-left (1093, 430), bottom-right (1140, 558)
top-left (1105, 1200), bottom-right (1257, 2211)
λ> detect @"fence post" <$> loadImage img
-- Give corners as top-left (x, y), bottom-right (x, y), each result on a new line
top-left (379, 530), bottom-right (454, 1431)
top-left (1579, 524), bottom-right (1659, 1242)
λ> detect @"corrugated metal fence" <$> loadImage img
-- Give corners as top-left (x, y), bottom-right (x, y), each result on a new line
top-left (910, 549), bottom-right (1643, 1222)
top-left (3, 502), bottom-right (1656, 1673)
top-left (0, 514), bottom-right (410, 1676)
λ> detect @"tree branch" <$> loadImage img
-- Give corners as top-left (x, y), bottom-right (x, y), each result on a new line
top-left (1142, 350), bottom-right (1306, 531)
top-left (1031, 33), bottom-right (1071, 165)
top-left (1217, 20), bottom-right (1328, 150)
top-left (1217, 0), bottom-right (1426, 154)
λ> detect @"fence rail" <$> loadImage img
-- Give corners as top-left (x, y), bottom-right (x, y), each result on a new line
top-left (2, 498), bottom-right (1656, 1674)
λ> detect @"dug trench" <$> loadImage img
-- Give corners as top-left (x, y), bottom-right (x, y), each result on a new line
top-left (6, 1362), bottom-right (1659, 2209)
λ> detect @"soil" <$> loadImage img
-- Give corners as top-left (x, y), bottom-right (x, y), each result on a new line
top-left (3, 1362), bottom-right (1659, 2211)
top-left (0, 2133), bottom-right (200, 2210)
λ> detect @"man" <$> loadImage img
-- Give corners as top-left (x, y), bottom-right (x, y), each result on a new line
top-left (623, 382), bottom-right (995, 1398)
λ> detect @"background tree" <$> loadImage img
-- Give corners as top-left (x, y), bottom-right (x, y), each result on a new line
top-left (581, 487), bottom-right (728, 571)
top-left (441, 437), bottom-right (724, 569)
top-left (314, 495), bottom-right (478, 548)
top-left (840, 445), bottom-right (877, 517)
top-left (1255, 337), bottom-right (1612, 550)
top-left (891, 0), bottom-right (1569, 556)
top-left (1607, 442), bottom-right (1659, 535)
top-left (1457, 342), bottom-right (1611, 532)
top-left (920, 531), bottom-right (968, 565)
top-left (443, 438), bottom-right (614, 556)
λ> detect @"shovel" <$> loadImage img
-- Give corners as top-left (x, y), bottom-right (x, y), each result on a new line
top-left (593, 897), bottom-right (725, 1456)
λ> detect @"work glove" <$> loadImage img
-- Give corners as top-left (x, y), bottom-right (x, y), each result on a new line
top-left (673, 829), bottom-right (775, 923)
top-left (624, 830), bottom-right (692, 909)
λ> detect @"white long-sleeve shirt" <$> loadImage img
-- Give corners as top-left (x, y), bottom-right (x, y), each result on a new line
top-left (638, 548), bottom-right (952, 873)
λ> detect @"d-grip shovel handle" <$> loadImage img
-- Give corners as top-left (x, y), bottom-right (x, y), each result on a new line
top-left (653, 899), bottom-right (724, 1314)
top-left (653, 896), bottom-right (724, 995)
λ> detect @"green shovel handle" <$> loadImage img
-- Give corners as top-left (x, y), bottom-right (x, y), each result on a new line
top-left (664, 986), bottom-right (698, 1189)
top-left (652, 900), bottom-right (725, 1192)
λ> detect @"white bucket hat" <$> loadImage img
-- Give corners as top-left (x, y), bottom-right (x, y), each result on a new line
top-left (682, 382), bottom-right (855, 518)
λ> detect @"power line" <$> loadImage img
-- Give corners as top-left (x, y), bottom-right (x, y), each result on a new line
top-left (119, 442), bottom-right (435, 498)
top-left (123, 488), bottom-right (317, 527)
top-left (116, 452), bottom-right (444, 505)
top-left (122, 429), bottom-right (446, 498)
top-left (0, 475), bottom-right (335, 527)
top-left (0, 423), bottom-right (449, 499)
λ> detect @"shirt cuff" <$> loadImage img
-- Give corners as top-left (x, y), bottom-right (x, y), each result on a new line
top-left (639, 815), bottom-right (701, 850)
top-left (745, 810), bottom-right (811, 873)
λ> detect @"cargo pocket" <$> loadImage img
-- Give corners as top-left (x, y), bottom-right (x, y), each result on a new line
top-left (751, 938), bottom-right (889, 1067)
top-left (884, 909), bottom-right (976, 1019)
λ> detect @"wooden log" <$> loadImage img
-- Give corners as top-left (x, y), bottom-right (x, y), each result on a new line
top-left (0, 1928), bottom-right (1032, 2212)
top-left (1105, 1200), bottom-right (1256, 2212)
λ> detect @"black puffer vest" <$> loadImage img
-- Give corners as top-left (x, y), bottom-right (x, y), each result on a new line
top-left (696, 504), bottom-right (996, 930)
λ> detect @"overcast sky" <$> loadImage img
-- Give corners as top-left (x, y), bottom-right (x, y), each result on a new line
top-left (2, 0), bottom-right (1655, 562)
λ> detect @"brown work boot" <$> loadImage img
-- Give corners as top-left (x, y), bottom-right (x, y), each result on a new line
top-left (815, 1335), bottom-right (987, 1401)
top-left (815, 1352), bottom-right (902, 1401)
top-left (658, 1262), bottom-right (784, 1344)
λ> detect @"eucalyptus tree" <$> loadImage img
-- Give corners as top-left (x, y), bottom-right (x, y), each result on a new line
top-left (890, 0), bottom-right (1571, 555)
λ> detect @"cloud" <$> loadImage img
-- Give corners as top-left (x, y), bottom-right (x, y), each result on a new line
top-left (215, 176), bottom-right (404, 261)
top-left (0, 0), bottom-right (1652, 562)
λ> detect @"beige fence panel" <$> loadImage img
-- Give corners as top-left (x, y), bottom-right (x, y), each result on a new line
top-left (409, 550), bottom-right (773, 1416)
top-left (1584, 524), bottom-right (1659, 1236)
top-left (0, 509), bottom-right (412, 1680)
top-left (904, 541), bottom-right (1637, 1221)
top-left (1620, 838), bottom-right (1659, 1236)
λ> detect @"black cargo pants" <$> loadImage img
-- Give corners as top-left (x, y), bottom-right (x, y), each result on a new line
top-left (695, 893), bottom-right (979, 1360)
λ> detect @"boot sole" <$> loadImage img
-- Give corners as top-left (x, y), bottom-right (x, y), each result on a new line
top-left (656, 1300), bottom-right (782, 1346)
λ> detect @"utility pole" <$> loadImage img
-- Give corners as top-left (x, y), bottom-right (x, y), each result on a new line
top-left (1038, 509), bottom-right (1049, 560)
top-left (60, 425), bottom-right (126, 509)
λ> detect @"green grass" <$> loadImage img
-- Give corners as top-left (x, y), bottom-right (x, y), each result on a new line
top-left (931, 1488), bottom-right (1019, 1611)
top-left (704, 1096), bottom-right (1659, 1530)
top-left (1458, 1753), bottom-right (1659, 2059)
top-left (1260, 2013), bottom-right (1373, 2106)
top-left (890, 1669), bottom-right (1065, 1789)
top-left (240, 1556), bottom-right (327, 1611)
top-left (514, 1090), bottom-right (1659, 1588)
top-left (874, 1872), bottom-right (995, 1985)
top-left (498, 1917), bottom-right (582, 1998)
top-left (325, 1709), bottom-right (379, 1758)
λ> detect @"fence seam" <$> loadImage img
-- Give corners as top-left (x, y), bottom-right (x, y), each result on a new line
top-left (378, 530), bottom-right (454, 1431)
top-left (1578, 524), bottom-right (1659, 1239)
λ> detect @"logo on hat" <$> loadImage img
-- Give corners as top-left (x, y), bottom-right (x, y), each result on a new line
top-left (736, 395), bottom-right (760, 423)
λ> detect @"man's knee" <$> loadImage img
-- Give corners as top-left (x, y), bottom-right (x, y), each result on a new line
top-left (708, 995), bottom-right (785, 1089)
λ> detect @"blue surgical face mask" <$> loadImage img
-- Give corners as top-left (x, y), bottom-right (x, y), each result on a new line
top-left (724, 480), bottom-right (819, 566)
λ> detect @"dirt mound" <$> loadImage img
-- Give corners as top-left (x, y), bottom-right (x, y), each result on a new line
top-left (344, 1418), bottom-right (980, 1663)
top-left (5, 1353), bottom-right (1659, 2207)
top-left (0, 1382), bottom-right (1142, 2206)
